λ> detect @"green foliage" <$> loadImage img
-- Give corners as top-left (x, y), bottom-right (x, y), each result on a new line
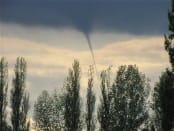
top-left (98, 67), bottom-right (112, 131)
top-left (153, 69), bottom-right (174, 131)
top-left (111, 65), bottom-right (149, 131)
top-left (0, 57), bottom-right (8, 131)
top-left (20, 92), bottom-right (30, 131)
top-left (10, 57), bottom-right (30, 131)
top-left (34, 90), bottom-right (53, 131)
top-left (86, 66), bottom-right (96, 131)
top-left (164, 0), bottom-right (174, 70)
top-left (34, 90), bottom-right (65, 131)
top-left (98, 65), bottom-right (149, 131)
top-left (155, 1), bottom-right (174, 130)
top-left (51, 90), bottom-right (65, 130)
top-left (64, 60), bottom-right (82, 131)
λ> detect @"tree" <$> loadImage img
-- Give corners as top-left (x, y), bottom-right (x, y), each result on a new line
top-left (98, 67), bottom-right (112, 131)
top-left (0, 57), bottom-right (8, 131)
top-left (34, 90), bottom-right (65, 131)
top-left (20, 92), bottom-right (30, 131)
top-left (51, 90), bottom-right (65, 130)
top-left (151, 125), bottom-right (155, 131)
top-left (34, 90), bottom-right (53, 131)
top-left (164, 0), bottom-right (174, 71)
top-left (85, 66), bottom-right (96, 131)
top-left (154, 0), bottom-right (174, 130)
top-left (111, 65), bottom-right (149, 131)
top-left (10, 57), bottom-right (30, 131)
top-left (153, 69), bottom-right (174, 131)
top-left (64, 60), bottom-right (82, 131)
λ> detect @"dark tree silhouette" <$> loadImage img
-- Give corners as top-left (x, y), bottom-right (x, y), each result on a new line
top-left (20, 92), bottom-right (30, 131)
top-left (153, 69), bottom-right (174, 131)
top-left (86, 66), bottom-right (96, 131)
top-left (10, 57), bottom-right (30, 131)
top-left (150, 125), bottom-right (155, 131)
top-left (164, 0), bottom-right (174, 70)
top-left (98, 67), bottom-right (112, 131)
top-left (0, 57), bottom-right (8, 131)
top-left (153, 0), bottom-right (174, 130)
top-left (64, 60), bottom-right (82, 131)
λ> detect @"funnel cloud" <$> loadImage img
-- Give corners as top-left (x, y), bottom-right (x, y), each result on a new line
top-left (85, 33), bottom-right (98, 74)
top-left (0, 0), bottom-right (170, 68)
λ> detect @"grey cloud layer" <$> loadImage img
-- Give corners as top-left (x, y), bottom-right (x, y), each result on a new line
top-left (0, 23), bottom-right (145, 50)
top-left (0, 0), bottom-right (170, 35)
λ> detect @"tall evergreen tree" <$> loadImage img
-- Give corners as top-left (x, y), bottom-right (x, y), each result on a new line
top-left (64, 60), bottom-right (82, 131)
top-left (10, 57), bottom-right (30, 131)
top-left (0, 57), bottom-right (8, 131)
top-left (111, 65), bottom-right (149, 131)
top-left (86, 66), bottom-right (96, 131)
top-left (98, 67), bottom-right (112, 131)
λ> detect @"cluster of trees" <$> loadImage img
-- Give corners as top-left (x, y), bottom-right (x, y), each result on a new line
top-left (0, 57), bottom-right (30, 131)
top-left (1, 0), bottom-right (174, 131)
top-left (34, 60), bottom-right (95, 131)
top-left (32, 1), bottom-right (174, 131)
top-left (33, 60), bottom-right (151, 131)
top-left (2, 55), bottom-right (173, 131)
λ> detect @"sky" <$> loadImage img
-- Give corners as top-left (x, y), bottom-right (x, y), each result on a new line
top-left (0, 0), bottom-right (172, 127)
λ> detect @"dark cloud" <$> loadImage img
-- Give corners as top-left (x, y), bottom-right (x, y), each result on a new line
top-left (0, 0), bottom-right (170, 35)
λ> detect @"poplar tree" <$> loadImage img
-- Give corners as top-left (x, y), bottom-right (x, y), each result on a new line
top-left (0, 57), bottom-right (8, 131)
top-left (153, 69), bottom-right (174, 131)
top-left (64, 60), bottom-right (82, 131)
top-left (11, 57), bottom-right (30, 131)
top-left (164, 0), bottom-right (174, 70)
top-left (153, 0), bottom-right (174, 130)
top-left (98, 67), bottom-right (112, 131)
top-left (86, 66), bottom-right (96, 131)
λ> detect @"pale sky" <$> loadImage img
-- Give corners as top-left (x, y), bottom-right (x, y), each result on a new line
top-left (0, 0), bottom-right (171, 128)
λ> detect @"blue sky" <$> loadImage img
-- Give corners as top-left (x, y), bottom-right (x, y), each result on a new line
top-left (0, 0), bottom-right (171, 125)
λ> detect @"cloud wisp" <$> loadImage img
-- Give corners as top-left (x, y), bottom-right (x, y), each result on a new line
top-left (1, 36), bottom-right (170, 85)
top-left (0, 35), bottom-right (170, 120)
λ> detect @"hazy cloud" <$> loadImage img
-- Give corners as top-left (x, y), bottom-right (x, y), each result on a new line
top-left (0, 35), bottom-right (170, 119)
top-left (1, 36), bottom-right (170, 85)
